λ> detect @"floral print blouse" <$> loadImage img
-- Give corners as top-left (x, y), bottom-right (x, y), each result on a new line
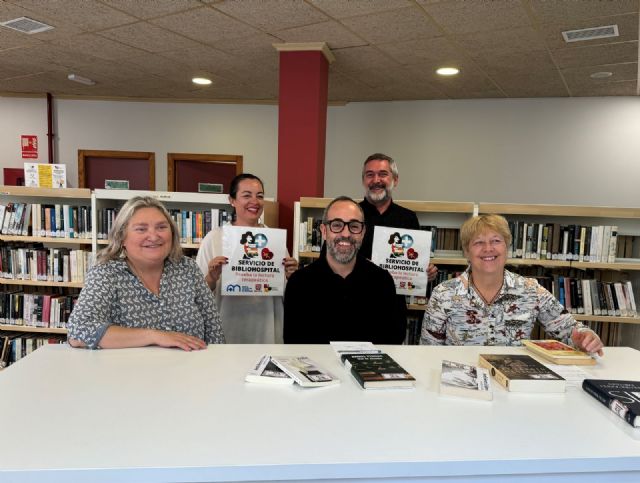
top-left (421, 269), bottom-right (584, 346)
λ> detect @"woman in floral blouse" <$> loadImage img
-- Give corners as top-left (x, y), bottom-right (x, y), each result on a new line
top-left (420, 214), bottom-right (603, 355)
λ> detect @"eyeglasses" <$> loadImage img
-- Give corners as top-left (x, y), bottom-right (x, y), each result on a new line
top-left (324, 219), bottom-right (365, 234)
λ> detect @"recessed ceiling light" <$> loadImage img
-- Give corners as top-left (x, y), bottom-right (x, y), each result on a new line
top-left (67, 74), bottom-right (95, 86)
top-left (590, 71), bottom-right (613, 79)
top-left (436, 67), bottom-right (459, 76)
top-left (192, 77), bottom-right (212, 85)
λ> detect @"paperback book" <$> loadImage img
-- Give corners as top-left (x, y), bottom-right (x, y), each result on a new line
top-left (522, 340), bottom-right (596, 366)
top-left (582, 379), bottom-right (640, 428)
top-left (440, 360), bottom-right (492, 400)
top-left (478, 354), bottom-right (566, 393)
top-left (270, 356), bottom-right (340, 388)
top-left (330, 341), bottom-right (381, 360)
top-left (341, 353), bottom-right (415, 389)
top-left (245, 354), bottom-right (293, 385)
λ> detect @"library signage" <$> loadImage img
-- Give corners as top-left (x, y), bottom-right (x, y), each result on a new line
top-left (21, 135), bottom-right (38, 159)
top-left (23, 162), bottom-right (66, 188)
top-left (221, 225), bottom-right (287, 296)
top-left (371, 226), bottom-right (432, 296)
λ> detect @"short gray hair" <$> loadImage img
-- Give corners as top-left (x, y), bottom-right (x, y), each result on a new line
top-left (97, 196), bottom-right (182, 264)
top-left (322, 196), bottom-right (364, 223)
top-left (362, 153), bottom-right (399, 179)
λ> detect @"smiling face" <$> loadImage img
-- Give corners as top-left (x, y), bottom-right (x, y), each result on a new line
top-left (122, 207), bottom-right (172, 269)
top-left (321, 200), bottom-right (365, 265)
top-left (362, 159), bottom-right (397, 204)
top-left (465, 229), bottom-right (507, 277)
top-left (230, 178), bottom-right (264, 226)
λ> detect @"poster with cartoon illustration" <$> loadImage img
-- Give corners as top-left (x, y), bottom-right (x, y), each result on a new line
top-left (221, 225), bottom-right (287, 296)
top-left (371, 226), bottom-right (432, 296)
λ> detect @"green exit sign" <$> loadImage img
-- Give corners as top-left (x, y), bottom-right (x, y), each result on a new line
top-left (198, 183), bottom-right (223, 193)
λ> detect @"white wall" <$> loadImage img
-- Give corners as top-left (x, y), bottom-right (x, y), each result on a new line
top-left (3, 95), bottom-right (640, 207)
top-left (0, 97), bottom-right (279, 197)
top-left (325, 97), bottom-right (640, 207)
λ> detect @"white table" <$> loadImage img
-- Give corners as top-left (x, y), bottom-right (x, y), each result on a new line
top-left (1, 344), bottom-right (639, 483)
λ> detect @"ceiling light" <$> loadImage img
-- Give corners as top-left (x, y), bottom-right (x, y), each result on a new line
top-left (67, 74), bottom-right (95, 86)
top-left (192, 77), bottom-right (212, 86)
top-left (436, 67), bottom-right (459, 76)
top-left (590, 71), bottom-right (613, 79)
top-left (0, 17), bottom-right (54, 34)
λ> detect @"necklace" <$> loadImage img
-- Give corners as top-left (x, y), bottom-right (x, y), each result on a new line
top-left (127, 261), bottom-right (161, 295)
top-left (469, 272), bottom-right (503, 306)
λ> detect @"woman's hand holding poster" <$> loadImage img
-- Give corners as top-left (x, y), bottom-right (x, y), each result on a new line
top-left (221, 226), bottom-right (287, 296)
top-left (371, 226), bottom-right (432, 295)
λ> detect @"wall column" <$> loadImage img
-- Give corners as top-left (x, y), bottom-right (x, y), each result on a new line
top-left (274, 42), bottom-right (334, 250)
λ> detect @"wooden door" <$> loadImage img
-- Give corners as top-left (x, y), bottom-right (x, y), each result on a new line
top-left (168, 153), bottom-right (243, 193)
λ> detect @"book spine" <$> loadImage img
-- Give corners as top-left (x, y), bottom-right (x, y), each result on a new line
top-left (583, 380), bottom-right (638, 427)
top-left (478, 357), bottom-right (509, 390)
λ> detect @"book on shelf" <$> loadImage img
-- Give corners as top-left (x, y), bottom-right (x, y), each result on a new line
top-left (439, 360), bottom-right (492, 400)
top-left (505, 221), bottom-right (630, 263)
top-left (245, 354), bottom-right (293, 385)
top-left (582, 379), bottom-right (640, 428)
top-left (341, 352), bottom-right (415, 389)
top-left (270, 356), bottom-right (340, 388)
top-left (522, 340), bottom-right (596, 366)
top-left (0, 244), bottom-right (92, 283)
top-left (478, 354), bottom-right (566, 393)
top-left (0, 332), bottom-right (66, 368)
top-left (0, 202), bottom-right (92, 239)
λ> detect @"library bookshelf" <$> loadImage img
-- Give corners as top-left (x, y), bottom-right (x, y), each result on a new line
top-left (0, 186), bottom-right (277, 359)
top-left (293, 198), bottom-right (640, 345)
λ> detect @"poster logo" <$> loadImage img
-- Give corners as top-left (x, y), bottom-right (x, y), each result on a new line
top-left (387, 232), bottom-right (418, 260)
top-left (240, 231), bottom-right (274, 260)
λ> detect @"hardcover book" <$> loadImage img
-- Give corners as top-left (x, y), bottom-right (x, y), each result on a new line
top-left (245, 354), bottom-right (293, 385)
top-left (522, 340), bottom-right (596, 366)
top-left (582, 379), bottom-right (640, 427)
top-left (341, 353), bottom-right (415, 389)
top-left (270, 356), bottom-right (340, 388)
top-left (478, 354), bottom-right (566, 393)
top-left (440, 360), bottom-right (492, 400)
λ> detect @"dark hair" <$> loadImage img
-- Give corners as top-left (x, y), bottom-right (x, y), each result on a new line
top-left (240, 231), bottom-right (255, 244)
top-left (322, 196), bottom-right (365, 223)
top-left (229, 173), bottom-right (264, 199)
top-left (387, 232), bottom-right (401, 244)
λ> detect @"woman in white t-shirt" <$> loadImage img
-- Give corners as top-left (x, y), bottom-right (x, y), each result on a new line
top-left (196, 174), bottom-right (298, 343)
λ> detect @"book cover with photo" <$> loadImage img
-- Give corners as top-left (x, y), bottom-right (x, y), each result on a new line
top-left (522, 340), bottom-right (596, 366)
top-left (270, 356), bottom-right (340, 388)
top-left (440, 360), bottom-right (492, 400)
top-left (245, 354), bottom-right (293, 385)
top-left (341, 353), bottom-right (415, 389)
top-left (479, 354), bottom-right (566, 393)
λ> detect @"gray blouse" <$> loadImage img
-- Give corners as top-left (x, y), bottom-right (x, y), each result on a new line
top-left (67, 257), bottom-right (225, 349)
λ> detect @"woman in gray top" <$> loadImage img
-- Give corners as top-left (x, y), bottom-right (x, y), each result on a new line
top-left (68, 196), bottom-right (225, 350)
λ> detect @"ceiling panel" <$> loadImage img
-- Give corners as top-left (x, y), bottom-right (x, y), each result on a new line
top-left (0, 0), bottom-right (637, 101)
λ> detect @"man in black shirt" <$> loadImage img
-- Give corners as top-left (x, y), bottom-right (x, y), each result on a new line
top-left (284, 196), bottom-right (406, 344)
top-left (359, 153), bottom-right (437, 279)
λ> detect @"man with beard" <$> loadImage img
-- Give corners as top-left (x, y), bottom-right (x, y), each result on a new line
top-left (283, 196), bottom-right (406, 344)
top-left (359, 153), bottom-right (437, 283)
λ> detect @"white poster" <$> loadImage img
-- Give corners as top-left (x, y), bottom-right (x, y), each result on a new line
top-left (23, 162), bottom-right (67, 188)
top-left (371, 226), bottom-right (432, 296)
top-left (221, 225), bottom-right (287, 296)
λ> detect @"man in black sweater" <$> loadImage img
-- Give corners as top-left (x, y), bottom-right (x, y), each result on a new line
top-left (284, 196), bottom-right (406, 344)
top-left (359, 152), bottom-right (438, 276)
